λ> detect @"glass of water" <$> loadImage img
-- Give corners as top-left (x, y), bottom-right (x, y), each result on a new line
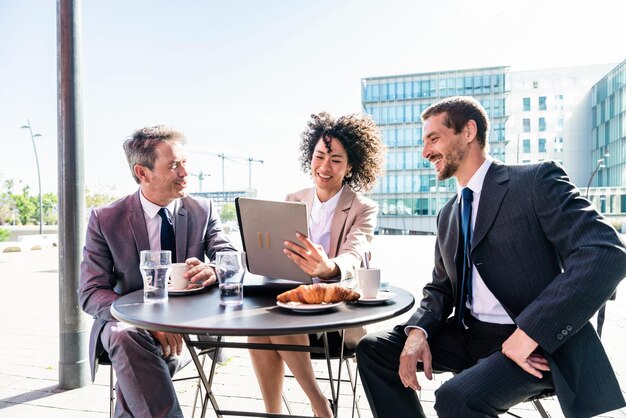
top-left (140, 250), bottom-right (172, 303)
top-left (216, 251), bottom-right (245, 307)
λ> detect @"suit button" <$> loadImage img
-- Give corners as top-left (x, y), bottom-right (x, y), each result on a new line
top-left (562, 330), bottom-right (568, 335)
top-left (566, 325), bottom-right (573, 331)
top-left (557, 334), bottom-right (563, 340)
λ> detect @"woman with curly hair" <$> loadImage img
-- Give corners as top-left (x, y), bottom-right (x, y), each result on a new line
top-left (248, 112), bottom-right (386, 417)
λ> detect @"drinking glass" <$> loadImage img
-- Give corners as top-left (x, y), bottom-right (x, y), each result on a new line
top-left (140, 250), bottom-right (172, 303)
top-left (216, 251), bottom-right (245, 306)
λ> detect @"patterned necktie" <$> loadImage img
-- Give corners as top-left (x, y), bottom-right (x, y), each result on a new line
top-left (458, 187), bottom-right (473, 327)
top-left (158, 208), bottom-right (176, 262)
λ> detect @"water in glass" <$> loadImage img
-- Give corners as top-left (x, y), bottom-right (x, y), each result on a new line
top-left (216, 251), bottom-right (245, 306)
top-left (140, 250), bottom-right (172, 303)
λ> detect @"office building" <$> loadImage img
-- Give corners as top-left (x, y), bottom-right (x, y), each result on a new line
top-left (590, 60), bottom-right (626, 216)
top-left (505, 64), bottom-right (615, 187)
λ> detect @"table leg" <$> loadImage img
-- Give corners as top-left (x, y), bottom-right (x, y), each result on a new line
top-left (184, 334), bottom-right (222, 418)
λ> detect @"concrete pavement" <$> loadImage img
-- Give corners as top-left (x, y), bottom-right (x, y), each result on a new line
top-left (0, 236), bottom-right (625, 417)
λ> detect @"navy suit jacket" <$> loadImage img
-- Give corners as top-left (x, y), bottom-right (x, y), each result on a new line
top-left (407, 160), bottom-right (626, 417)
top-left (78, 191), bottom-right (236, 380)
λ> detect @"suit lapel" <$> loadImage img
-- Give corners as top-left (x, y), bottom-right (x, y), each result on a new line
top-left (128, 191), bottom-right (150, 254)
top-left (328, 186), bottom-right (354, 258)
top-left (175, 200), bottom-right (188, 263)
top-left (472, 162), bottom-right (509, 249)
top-left (302, 188), bottom-right (315, 221)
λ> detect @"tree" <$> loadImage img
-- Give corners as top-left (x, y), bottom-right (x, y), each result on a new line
top-left (42, 192), bottom-right (58, 225)
top-left (220, 202), bottom-right (237, 222)
top-left (11, 192), bottom-right (36, 225)
top-left (86, 188), bottom-right (120, 210)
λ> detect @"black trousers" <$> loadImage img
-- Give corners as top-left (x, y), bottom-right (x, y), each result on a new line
top-left (356, 316), bottom-right (554, 418)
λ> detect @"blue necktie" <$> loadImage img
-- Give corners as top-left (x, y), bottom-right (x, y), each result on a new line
top-left (458, 187), bottom-right (473, 327)
top-left (158, 208), bottom-right (176, 262)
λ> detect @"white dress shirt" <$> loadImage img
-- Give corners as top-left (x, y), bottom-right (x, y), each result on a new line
top-left (139, 191), bottom-right (179, 251)
top-left (309, 187), bottom-right (342, 255)
top-left (308, 187), bottom-right (342, 283)
top-left (460, 157), bottom-right (514, 324)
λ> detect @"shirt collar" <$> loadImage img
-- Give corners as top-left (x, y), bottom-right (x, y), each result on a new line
top-left (313, 186), bottom-right (343, 213)
top-left (456, 156), bottom-right (493, 203)
top-left (139, 190), bottom-right (179, 219)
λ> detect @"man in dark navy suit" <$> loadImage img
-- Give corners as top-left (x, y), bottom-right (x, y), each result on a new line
top-left (357, 96), bottom-right (626, 418)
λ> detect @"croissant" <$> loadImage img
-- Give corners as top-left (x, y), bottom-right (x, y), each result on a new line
top-left (277, 283), bottom-right (360, 304)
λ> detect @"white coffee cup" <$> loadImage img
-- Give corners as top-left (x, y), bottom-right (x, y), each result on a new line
top-left (169, 262), bottom-right (190, 290)
top-left (357, 268), bottom-right (381, 299)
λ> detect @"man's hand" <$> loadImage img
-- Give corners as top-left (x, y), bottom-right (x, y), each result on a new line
top-left (399, 328), bottom-right (432, 391)
top-left (185, 257), bottom-right (217, 287)
top-left (283, 232), bottom-right (339, 279)
top-left (501, 328), bottom-right (550, 379)
top-left (149, 330), bottom-right (184, 357)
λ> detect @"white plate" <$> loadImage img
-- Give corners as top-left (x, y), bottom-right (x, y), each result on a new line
top-left (357, 292), bottom-right (396, 305)
top-left (168, 286), bottom-right (205, 296)
top-left (276, 301), bottom-right (344, 313)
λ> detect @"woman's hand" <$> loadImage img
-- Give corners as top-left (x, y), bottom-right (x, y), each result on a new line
top-left (283, 232), bottom-right (339, 278)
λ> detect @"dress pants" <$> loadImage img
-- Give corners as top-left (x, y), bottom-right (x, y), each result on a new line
top-left (356, 316), bottom-right (554, 418)
top-left (101, 321), bottom-right (189, 418)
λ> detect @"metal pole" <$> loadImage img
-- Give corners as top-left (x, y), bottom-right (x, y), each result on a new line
top-left (57, 0), bottom-right (89, 389)
top-left (21, 119), bottom-right (44, 234)
top-left (585, 156), bottom-right (607, 200)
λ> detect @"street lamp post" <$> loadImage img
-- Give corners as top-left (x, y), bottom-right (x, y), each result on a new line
top-left (20, 119), bottom-right (44, 234)
top-left (585, 152), bottom-right (610, 200)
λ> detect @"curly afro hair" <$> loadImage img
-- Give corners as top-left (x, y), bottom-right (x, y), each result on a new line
top-left (299, 112), bottom-right (386, 192)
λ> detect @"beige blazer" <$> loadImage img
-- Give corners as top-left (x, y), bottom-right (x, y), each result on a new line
top-left (286, 185), bottom-right (378, 347)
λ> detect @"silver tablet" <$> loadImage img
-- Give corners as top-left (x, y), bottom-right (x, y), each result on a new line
top-left (235, 197), bottom-right (311, 283)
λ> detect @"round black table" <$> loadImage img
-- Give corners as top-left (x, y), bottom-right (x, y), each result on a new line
top-left (111, 286), bottom-right (415, 417)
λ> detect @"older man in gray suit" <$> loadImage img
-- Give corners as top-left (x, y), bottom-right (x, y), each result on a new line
top-left (356, 96), bottom-right (626, 418)
top-left (78, 125), bottom-right (236, 417)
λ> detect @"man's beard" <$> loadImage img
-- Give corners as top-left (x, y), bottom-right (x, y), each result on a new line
top-left (437, 142), bottom-right (466, 181)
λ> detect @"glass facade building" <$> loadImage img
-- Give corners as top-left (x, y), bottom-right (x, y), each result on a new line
top-left (361, 66), bottom-right (509, 234)
top-left (590, 60), bottom-right (626, 215)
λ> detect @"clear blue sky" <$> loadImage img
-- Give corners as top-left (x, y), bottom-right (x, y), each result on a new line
top-left (1, 0), bottom-right (624, 200)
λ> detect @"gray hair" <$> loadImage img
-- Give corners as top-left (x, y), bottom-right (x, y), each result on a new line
top-left (122, 125), bottom-right (186, 184)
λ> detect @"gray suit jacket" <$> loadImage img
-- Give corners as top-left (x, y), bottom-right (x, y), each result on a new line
top-left (78, 191), bottom-right (236, 380)
top-left (407, 160), bottom-right (626, 417)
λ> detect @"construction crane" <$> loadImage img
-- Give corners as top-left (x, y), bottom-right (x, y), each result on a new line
top-left (190, 150), bottom-right (264, 193)
top-left (189, 170), bottom-right (211, 192)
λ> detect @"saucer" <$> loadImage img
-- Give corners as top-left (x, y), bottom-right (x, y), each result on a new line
top-left (357, 292), bottom-right (396, 305)
top-left (168, 286), bottom-right (205, 296)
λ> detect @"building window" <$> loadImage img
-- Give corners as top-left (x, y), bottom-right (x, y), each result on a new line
top-left (555, 94), bottom-right (564, 110)
top-left (523, 97), bottom-right (531, 112)
top-left (538, 138), bottom-right (547, 153)
top-left (538, 96), bottom-right (547, 111)
top-left (556, 117), bottom-right (563, 131)
top-left (523, 118), bottom-right (531, 132)
top-left (539, 117), bottom-right (547, 132)
top-left (523, 139), bottom-right (531, 153)
top-left (553, 137), bottom-right (563, 152)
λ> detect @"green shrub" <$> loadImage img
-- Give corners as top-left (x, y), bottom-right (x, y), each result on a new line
top-left (0, 228), bottom-right (9, 242)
